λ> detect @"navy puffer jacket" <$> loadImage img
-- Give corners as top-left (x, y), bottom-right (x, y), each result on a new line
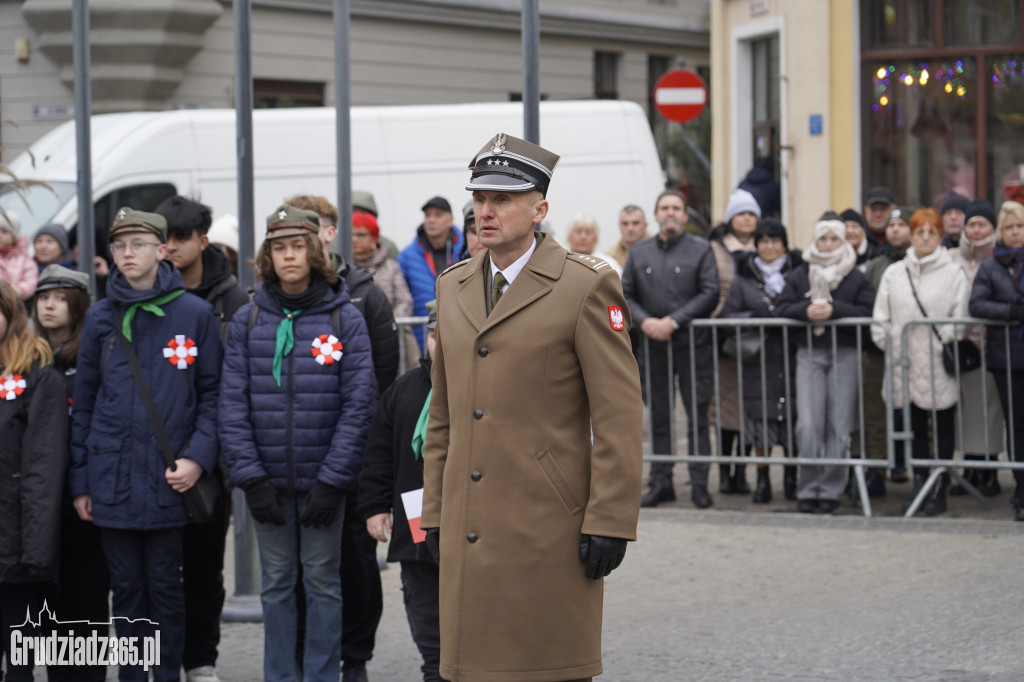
top-left (220, 280), bottom-right (377, 493)
top-left (70, 261), bottom-right (222, 530)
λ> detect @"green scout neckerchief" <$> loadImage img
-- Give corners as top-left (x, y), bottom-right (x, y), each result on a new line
top-left (120, 289), bottom-right (185, 341)
top-left (273, 308), bottom-right (302, 387)
top-left (411, 388), bottom-right (433, 460)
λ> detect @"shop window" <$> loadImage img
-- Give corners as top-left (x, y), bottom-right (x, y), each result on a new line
top-left (253, 79), bottom-right (325, 109)
top-left (987, 54), bottom-right (1024, 202)
top-left (594, 51), bottom-right (620, 100)
top-left (647, 55), bottom-right (671, 133)
top-left (863, 0), bottom-right (932, 49)
top-left (751, 36), bottom-right (780, 180)
top-left (945, 0), bottom-right (1018, 46)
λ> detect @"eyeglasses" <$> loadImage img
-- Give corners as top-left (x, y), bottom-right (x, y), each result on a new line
top-left (111, 240), bottom-right (161, 254)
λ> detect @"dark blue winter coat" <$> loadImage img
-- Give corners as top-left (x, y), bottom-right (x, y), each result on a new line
top-left (219, 281), bottom-right (377, 494)
top-left (969, 254), bottom-right (1024, 371)
top-left (69, 261), bottom-right (222, 530)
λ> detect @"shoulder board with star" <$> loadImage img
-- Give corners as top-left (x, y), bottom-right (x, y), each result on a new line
top-left (566, 251), bottom-right (612, 273)
top-left (439, 260), bottom-right (470, 277)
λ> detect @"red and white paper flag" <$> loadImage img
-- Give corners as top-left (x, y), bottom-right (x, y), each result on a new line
top-left (400, 488), bottom-right (427, 543)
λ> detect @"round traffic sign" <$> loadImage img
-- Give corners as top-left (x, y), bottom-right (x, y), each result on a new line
top-left (653, 69), bottom-right (708, 123)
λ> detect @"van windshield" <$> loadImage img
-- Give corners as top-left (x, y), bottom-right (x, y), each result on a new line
top-left (0, 182), bottom-right (76, 235)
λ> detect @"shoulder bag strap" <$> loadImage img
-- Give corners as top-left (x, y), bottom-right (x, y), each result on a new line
top-left (112, 305), bottom-right (178, 472)
top-left (904, 267), bottom-right (943, 344)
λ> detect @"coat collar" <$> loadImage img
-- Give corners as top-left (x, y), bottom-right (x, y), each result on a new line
top-left (453, 231), bottom-right (564, 333)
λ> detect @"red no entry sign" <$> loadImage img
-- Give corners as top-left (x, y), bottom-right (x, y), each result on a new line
top-left (653, 69), bottom-right (708, 123)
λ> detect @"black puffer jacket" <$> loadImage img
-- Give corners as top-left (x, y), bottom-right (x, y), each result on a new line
top-left (720, 251), bottom-right (802, 421)
top-left (190, 245), bottom-right (250, 343)
top-left (0, 362), bottom-right (68, 583)
top-left (774, 263), bottom-right (876, 349)
top-left (357, 357), bottom-right (435, 565)
top-left (337, 254), bottom-right (400, 394)
top-left (969, 251), bottom-right (1024, 371)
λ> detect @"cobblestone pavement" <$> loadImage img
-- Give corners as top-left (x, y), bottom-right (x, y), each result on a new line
top-left (33, 469), bottom-right (1024, 681)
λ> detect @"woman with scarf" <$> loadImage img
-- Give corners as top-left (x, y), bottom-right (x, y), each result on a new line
top-left (872, 208), bottom-right (968, 516)
top-left (775, 219), bottom-right (875, 513)
top-left (220, 204), bottom-right (377, 682)
top-left (948, 200), bottom-right (1005, 498)
top-left (720, 219), bottom-right (802, 503)
top-left (969, 200), bottom-right (1024, 522)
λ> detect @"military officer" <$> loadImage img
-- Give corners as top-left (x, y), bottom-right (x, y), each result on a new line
top-left (420, 133), bottom-right (643, 682)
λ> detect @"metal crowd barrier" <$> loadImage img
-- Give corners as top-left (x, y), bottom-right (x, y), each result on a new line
top-left (897, 318), bottom-right (1022, 517)
top-left (640, 317), bottom-right (893, 516)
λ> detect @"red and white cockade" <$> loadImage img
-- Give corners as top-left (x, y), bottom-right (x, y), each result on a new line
top-left (163, 335), bottom-right (198, 369)
top-left (312, 334), bottom-right (343, 365)
top-left (0, 374), bottom-right (26, 401)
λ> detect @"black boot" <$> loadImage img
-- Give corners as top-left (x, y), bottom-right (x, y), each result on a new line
top-left (903, 473), bottom-right (927, 513)
top-left (783, 465), bottom-right (798, 501)
top-left (719, 464), bottom-right (736, 494)
top-left (923, 474), bottom-right (949, 516)
top-left (752, 467), bottom-right (772, 504)
top-left (732, 464), bottom-right (751, 494)
top-left (640, 478), bottom-right (676, 508)
top-left (977, 462), bottom-right (1002, 497)
top-left (950, 454), bottom-right (982, 496)
top-left (691, 483), bottom-right (713, 509)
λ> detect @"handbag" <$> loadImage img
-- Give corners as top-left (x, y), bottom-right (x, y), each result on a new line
top-left (721, 329), bottom-right (761, 362)
top-left (113, 307), bottom-right (222, 523)
top-left (904, 269), bottom-right (981, 375)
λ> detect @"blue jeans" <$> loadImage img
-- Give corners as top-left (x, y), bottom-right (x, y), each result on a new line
top-left (253, 493), bottom-right (344, 682)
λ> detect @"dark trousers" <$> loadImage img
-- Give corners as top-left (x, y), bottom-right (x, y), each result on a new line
top-left (647, 339), bottom-right (712, 486)
top-left (993, 369), bottom-right (1024, 486)
top-left (183, 495), bottom-right (229, 670)
top-left (101, 527), bottom-right (185, 682)
top-left (340, 491), bottom-right (383, 664)
top-left (399, 561), bottom-right (441, 682)
top-left (0, 583), bottom-right (44, 681)
top-left (47, 502), bottom-right (110, 682)
top-left (910, 404), bottom-right (955, 476)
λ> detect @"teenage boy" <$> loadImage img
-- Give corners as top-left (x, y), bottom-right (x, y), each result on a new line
top-left (70, 207), bottom-right (222, 682)
top-left (156, 195), bottom-right (247, 682)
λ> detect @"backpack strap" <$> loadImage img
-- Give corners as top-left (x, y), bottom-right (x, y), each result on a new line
top-left (248, 303), bottom-right (261, 333)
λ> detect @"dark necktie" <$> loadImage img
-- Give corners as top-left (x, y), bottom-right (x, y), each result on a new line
top-left (491, 271), bottom-right (508, 311)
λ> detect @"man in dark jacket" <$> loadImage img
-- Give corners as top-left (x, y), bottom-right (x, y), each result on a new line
top-left (156, 195), bottom-right (248, 682)
top-left (71, 208), bottom-right (222, 682)
top-left (358, 300), bottom-right (441, 682)
top-left (622, 189), bottom-right (720, 509)
top-left (285, 193), bottom-right (391, 682)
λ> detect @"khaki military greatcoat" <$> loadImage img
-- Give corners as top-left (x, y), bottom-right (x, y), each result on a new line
top-left (421, 232), bottom-right (643, 682)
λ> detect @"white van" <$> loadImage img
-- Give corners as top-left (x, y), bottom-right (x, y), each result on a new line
top-left (2, 100), bottom-right (663, 254)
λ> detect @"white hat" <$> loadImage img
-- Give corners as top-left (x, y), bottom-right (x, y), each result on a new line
top-left (724, 189), bottom-right (761, 225)
top-left (0, 210), bottom-right (22, 237)
top-left (814, 219), bottom-right (846, 242)
top-left (208, 214), bottom-right (239, 251)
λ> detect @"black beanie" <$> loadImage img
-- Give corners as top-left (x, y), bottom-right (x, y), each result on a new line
top-left (965, 200), bottom-right (996, 227)
top-left (839, 208), bottom-right (865, 230)
top-left (940, 192), bottom-right (970, 215)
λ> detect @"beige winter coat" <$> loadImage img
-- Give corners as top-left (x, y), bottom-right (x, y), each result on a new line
top-left (872, 247), bottom-right (968, 410)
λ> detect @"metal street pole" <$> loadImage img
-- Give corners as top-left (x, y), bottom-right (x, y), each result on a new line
top-left (522, 0), bottom-right (540, 144)
top-left (335, 0), bottom-right (352, 263)
top-left (221, 0), bottom-right (262, 624)
top-left (72, 0), bottom-right (94, 297)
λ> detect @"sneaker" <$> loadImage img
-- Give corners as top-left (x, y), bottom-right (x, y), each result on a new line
top-left (342, 661), bottom-right (369, 682)
top-left (186, 666), bottom-right (220, 682)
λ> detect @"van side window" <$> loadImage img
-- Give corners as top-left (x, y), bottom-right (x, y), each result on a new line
top-left (88, 183), bottom-right (178, 251)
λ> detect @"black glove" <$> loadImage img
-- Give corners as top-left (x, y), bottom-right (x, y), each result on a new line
top-left (1010, 302), bottom-right (1024, 321)
top-left (579, 534), bottom-right (628, 580)
top-left (299, 482), bottom-right (346, 528)
top-left (242, 478), bottom-right (285, 526)
top-left (424, 527), bottom-right (440, 564)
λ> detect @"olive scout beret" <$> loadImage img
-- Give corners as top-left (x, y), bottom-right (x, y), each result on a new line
top-left (352, 189), bottom-right (378, 216)
top-left (266, 204), bottom-right (320, 239)
top-left (425, 299), bottom-right (437, 330)
top-left (109, 207), bottom-right (167, 243)
top-left (466, 132), bottom-right (560, 197)
top-left (36, 263), bottom-right (90, 296)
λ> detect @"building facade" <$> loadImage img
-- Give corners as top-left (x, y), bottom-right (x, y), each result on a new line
top-left (1, 0), bottom-right (709, 163)
top-left (711, 0), bottom-right (1024, 246)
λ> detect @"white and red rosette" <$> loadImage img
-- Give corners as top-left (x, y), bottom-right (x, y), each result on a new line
top-left (163, 335), bottom-right (198, 369)
top-left (0, 373), bottom-right (26, 401)
top-left (311, 334), bottom-right (343, 365)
